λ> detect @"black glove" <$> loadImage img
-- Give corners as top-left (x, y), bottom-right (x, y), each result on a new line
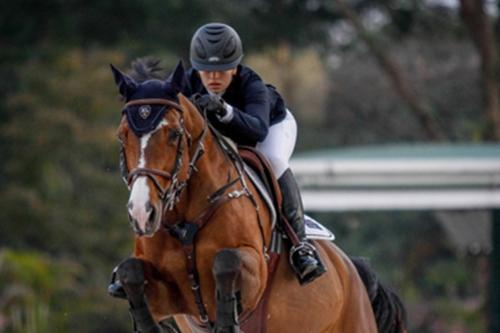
top-left (194, 94), bottom-right (227, 118)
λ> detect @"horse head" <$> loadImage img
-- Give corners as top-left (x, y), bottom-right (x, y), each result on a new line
top-left (111, 61), bottom-right (203, 237)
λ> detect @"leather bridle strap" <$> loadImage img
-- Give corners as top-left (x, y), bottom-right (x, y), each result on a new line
top-left (124, 98), bottom-right (183, 112)
top-left (127, 168), bottom-right (173, 198)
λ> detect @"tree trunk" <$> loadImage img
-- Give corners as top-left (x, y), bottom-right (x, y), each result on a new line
top-left (336, 0), bottom-right (445, 141)
top-left (459, 0), bottom-right (500, 140)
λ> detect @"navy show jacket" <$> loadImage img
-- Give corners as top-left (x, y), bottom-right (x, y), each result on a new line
top-left (183, 65), bottom-right (287, 147)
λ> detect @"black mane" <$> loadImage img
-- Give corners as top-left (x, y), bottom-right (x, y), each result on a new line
top-left (111, 58), bottom-right (186, 103)
top-left (130, 57), bottom-right (167, 82)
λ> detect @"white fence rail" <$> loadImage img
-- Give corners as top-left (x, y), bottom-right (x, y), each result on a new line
top-left (290, 157), bottom-right (500, 211)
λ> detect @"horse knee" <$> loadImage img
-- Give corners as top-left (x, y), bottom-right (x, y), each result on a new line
top-left (213, 249), bottom-right (242, 278)
top-left (213, 249), bottom-right (242, 292)
top-left (212, 249), bottom-right (243, 331)
top-left (116, 257), bottom-right (145, 299)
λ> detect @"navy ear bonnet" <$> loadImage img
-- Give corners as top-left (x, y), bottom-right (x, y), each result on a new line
top-left (123, 103), bottom-right (168, 137)
top-left (122, 79), bottom-right (178, 136)
top-left (112, 60), bottom-right (187, 136)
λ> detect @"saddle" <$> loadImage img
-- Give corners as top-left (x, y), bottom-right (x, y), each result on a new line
top-left (238, 146), bottom-right (282, 215)
top-left (238, 146), bottom-right (335, 242)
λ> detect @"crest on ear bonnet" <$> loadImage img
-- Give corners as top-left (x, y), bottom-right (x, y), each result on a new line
top-left (110, 64), bottom-right (138, 99)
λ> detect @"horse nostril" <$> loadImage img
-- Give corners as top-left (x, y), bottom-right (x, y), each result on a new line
top-left (148, 205), bottom-right (156, 225)
top-left (130, 218), bottom-right (143, 236)
top-left (145, 201), bottom-right (153, 213)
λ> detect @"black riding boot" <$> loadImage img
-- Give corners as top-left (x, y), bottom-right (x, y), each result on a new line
top-left (278, 168), bottom-right (325, 285)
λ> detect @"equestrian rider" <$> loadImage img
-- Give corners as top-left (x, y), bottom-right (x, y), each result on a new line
top-left (185, 23), bottom-right (324, 284)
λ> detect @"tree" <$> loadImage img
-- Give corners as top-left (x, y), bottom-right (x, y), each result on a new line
top-left (459, 0), bottom-right (500, 140)
top-left (335, 0), bottom-right (445, 140)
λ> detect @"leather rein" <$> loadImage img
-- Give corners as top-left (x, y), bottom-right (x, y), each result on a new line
top-left (122, 98), bottom-right (261, 329)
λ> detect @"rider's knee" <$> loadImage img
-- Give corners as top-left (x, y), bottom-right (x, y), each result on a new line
top-left (265, 155), bottom-right (289, 178)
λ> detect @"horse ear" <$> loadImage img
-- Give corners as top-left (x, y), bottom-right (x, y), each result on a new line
top-left (178, 94), bottom-right (205, 132)
top-left (167, 60), bottom-right (186, 93)
top-left (178, 94), bottom-right (197, 114)
top-left (110, 64), bottom-right (138, 98)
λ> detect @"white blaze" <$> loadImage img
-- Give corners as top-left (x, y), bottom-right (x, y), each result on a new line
top-left (128, 119), bottom-right (169, 231)
top-left (128, 132), bottom-right (152, 230)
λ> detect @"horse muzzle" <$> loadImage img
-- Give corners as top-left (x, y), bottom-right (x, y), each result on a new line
top-left (127, 200), bottom-right (161, 237)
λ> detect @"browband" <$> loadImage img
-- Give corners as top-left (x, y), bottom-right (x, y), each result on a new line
top-left (125, 98), bottom-right (183, 112)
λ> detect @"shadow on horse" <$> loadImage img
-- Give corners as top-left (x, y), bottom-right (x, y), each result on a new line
top-left (108, 60), bottom-right (408, 333)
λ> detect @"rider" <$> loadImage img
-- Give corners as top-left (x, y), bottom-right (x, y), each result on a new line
top-left (185, 22), bottom-right (325, 284)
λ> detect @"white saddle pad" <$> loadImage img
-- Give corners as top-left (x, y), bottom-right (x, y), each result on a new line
top-left (305, 215), bottom-right (335, 241)
top-left (243, 162), bottom-right (334, 242)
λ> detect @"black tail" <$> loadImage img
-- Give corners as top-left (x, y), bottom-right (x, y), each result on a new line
top-left (351, 257), bottom-right (408, 333)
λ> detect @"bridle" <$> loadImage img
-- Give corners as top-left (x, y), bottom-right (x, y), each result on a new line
top-left (122, 98), bottom-right (208, 213)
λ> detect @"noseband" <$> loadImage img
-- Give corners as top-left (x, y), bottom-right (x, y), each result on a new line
top-left (123, 98), bottom-right (207, 212)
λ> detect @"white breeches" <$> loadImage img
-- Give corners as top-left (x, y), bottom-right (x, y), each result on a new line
top-left (255, 110), bottom-right (297, 178)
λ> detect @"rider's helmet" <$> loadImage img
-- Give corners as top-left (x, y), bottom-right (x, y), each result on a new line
top-left (190, 23), bottom-right (243, 71)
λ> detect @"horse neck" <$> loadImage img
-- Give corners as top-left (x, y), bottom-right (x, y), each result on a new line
top-left (183, 128), bottom-right (239, 221)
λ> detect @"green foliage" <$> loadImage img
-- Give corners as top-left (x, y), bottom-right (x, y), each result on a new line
top-left (0, 49), bottom-right (135, 332)
top-left (1, 49), bottom-right (129, 258)
top-left (0, 249), bottom-right (81, 332)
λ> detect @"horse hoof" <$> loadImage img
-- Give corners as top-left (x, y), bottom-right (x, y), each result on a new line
top-left (115, 258), bottom-right (146, 301)
top-left (108, 280), bottom-right (127, 299)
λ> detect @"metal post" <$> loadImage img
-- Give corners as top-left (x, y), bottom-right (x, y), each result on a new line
top-left (491, 209), bottom-right (500, 333)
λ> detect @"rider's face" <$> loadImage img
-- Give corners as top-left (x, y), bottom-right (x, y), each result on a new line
top-left (199, 68), bottom-right (237, 94)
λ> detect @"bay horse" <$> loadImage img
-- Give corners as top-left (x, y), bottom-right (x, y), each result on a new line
top-left (109, 60), bottom-right (408, 333)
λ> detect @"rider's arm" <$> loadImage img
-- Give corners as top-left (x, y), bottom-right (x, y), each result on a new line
top-left (214, 80), bottom-right (271, 144)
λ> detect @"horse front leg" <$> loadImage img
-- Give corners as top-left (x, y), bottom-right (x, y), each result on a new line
top-left (212, 249), bottom-right (243, 333)
top-left (115, 257), bottom-right (162, 333)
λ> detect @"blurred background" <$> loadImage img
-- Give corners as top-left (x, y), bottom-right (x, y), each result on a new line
top-left (1, 0), bottom-right (499, 332)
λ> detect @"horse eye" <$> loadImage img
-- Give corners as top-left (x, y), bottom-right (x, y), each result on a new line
top-left (168, 128), bottom-right (183, 143)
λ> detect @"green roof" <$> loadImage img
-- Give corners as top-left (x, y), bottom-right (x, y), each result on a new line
top-left (297, 143), bottom-right (500, 160)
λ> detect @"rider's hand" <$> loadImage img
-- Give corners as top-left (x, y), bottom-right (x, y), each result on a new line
top-left (194, 94), bottom-right (228, 118)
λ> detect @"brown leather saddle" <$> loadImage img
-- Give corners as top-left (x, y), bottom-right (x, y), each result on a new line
top-left (238, 146), bottom-right (283, 213)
